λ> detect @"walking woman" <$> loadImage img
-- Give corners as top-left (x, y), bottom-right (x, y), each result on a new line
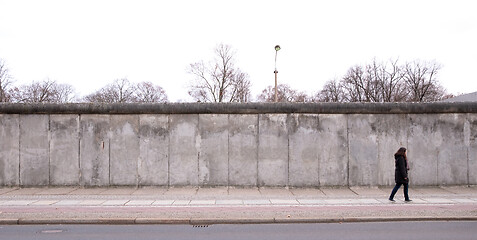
top-left (389, 147), bottom-right (412, 202)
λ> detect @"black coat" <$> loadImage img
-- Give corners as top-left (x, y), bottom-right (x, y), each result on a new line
top-left (394, 155), bottom-right (409, 184)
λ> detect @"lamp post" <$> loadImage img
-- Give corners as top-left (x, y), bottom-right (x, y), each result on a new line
top-left (274, 45), bottom-right (281, 102)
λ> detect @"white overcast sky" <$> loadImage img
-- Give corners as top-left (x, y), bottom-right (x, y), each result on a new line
top-left (1, 0), bottom-right (476, 102)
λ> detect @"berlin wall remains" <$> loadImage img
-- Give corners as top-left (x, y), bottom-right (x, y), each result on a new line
top-left (0, 102), bottom-right (476, 187)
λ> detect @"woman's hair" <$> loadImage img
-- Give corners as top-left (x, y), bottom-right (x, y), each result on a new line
top-left (395, 147), bottom-right (407, 158)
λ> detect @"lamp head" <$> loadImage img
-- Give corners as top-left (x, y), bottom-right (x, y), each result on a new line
top-left (275, 45), bottom-right (281, 51)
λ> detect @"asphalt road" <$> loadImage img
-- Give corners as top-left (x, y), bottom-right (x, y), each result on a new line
top-left (1, 221), bottom-right (476, 240)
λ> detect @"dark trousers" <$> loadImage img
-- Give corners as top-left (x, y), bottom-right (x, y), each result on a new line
top-left (389, 183), bottom-right (409, 200)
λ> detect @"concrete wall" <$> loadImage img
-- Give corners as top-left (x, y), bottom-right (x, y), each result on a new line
top-left (0, 103), bottom-right (476, 187)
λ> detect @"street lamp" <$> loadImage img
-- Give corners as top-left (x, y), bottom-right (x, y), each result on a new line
top-left (274, 45), bottom-right (281, 102)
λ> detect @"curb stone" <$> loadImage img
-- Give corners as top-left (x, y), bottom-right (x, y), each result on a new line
top-left (2, 216), bottom-right (477, 225)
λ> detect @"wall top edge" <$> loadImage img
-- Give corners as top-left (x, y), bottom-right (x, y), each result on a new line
top-left (0, 102), bottom-right (476, 114)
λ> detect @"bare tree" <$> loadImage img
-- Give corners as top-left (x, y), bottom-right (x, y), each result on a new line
top-left (257, 84), bottom-right (309, 102)
top-left (10, 79), bottom-right (76, 103)
top-left (318, 58), bottom-right (447, 103)
top-left (316, 79), bottom-right (346, 102)
top-left (403, 60), bottom-right (444, 102)
top-left (187, 44), bottom-right (252, 102)
top-left (84, 78), bottom-right (136, 103)
top-left (134, 81), bottom-right (168, 103)
top-left (0, 59), bottom-right (13, 102)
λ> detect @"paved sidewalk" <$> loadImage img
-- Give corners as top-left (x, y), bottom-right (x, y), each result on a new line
top-left (1, 186), bottom-right (477, 224)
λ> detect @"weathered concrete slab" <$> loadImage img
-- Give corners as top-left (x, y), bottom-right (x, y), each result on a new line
top-left (110, 115), bottom-right (139, 186)
top-left (198, 114), bottom-right (228, 186)
top-left (49, 115), bottom-right (80, 186)
top-left (318, 114), bottom-right (348, 186)
top-left (79, 115), bottom-right (110, 186)
top-left (435, 114), bottom-right (468, 185)
top-left (408, 114), bottom-right (439, 185)
top-left (138, 115), bottom-right (168, 186)
top-left (0, 114), bottom-right (19, 186)
top-left (169, 115), bottom-right (199, 186)
top-left (228, 115), bottom-right (258, 186)
top-left (467, 114), bottom-right (477, 185)
top-left (469, 115), bottom-right (477, 185)
top-left (258, 114), bottom-right (288, 186)
top-left (375, 114), bottom-right (408, 186)
top-left (288, 114), bottom-right (319, 187)
top-left (408, 114), bottom-right (468, 185)
top-left (19, 115), bottom-right (49, 186)
top-left (348, 114), bottom-right (379, 186)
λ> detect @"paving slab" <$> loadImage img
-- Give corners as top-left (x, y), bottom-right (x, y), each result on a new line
top-left (322, 199), bottom-right (359, 205)
top-left (290, 188), bottom-right (325, 197)
top-left (320, 188), bottom-right (357, 197)
top-left (68, 188), bottom-right (108, 195)
top-left (2, 188), bottom-right (46, 195)
top-left (451, 198), bottom-right (477, 203)
top-left (102, 200), bottom-right (129, 206)
top-left (350, 187), bottom-right (387, 196)
top-left (259, 188), bottom-right (294, 197)
top-left (100, 188), bottom-right (137, 195)
top-left (411, 187), bottom-right (454, 196)
top-left (441, 186), bottom-right (477, 195)
top-left (243, 200), bottom-right (271, 205)
top-left (0, 200), bottom-right (37, 206)
top-left (36, 188), bottom-right (78, 195)
top-left (228, 187), bottom-right (261, 197)
top-left (172, 200), bottom-right (191, 205)
top-left (421, 198), bottom-right (456, 204)
top-left (53, 200), bottom-right (83, 206)
top-left (164, 187), bottom-right (198, 196)
top-left (216, 200), bottom-right (243, 205)
top-left (30, 200), bottom-right (59, 206)
top-left (296, 199), bottom-right (324, 205)
top-left (270, 199), bottom-right (299, 205)
top-left (0, 188), bottom-right (18, 195)
top-left (79, 200), bottom-right (106, 206)
top-left (190, 200), bottom-right (216, 205)
top-left (132, 187), bottom-right (167, 195)
top-left (126, 200), bottom-right (154, 206)
top-left (152, 200), bottom-right (174, 206)
top-left (196, 187), bottom-right (228, 196)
